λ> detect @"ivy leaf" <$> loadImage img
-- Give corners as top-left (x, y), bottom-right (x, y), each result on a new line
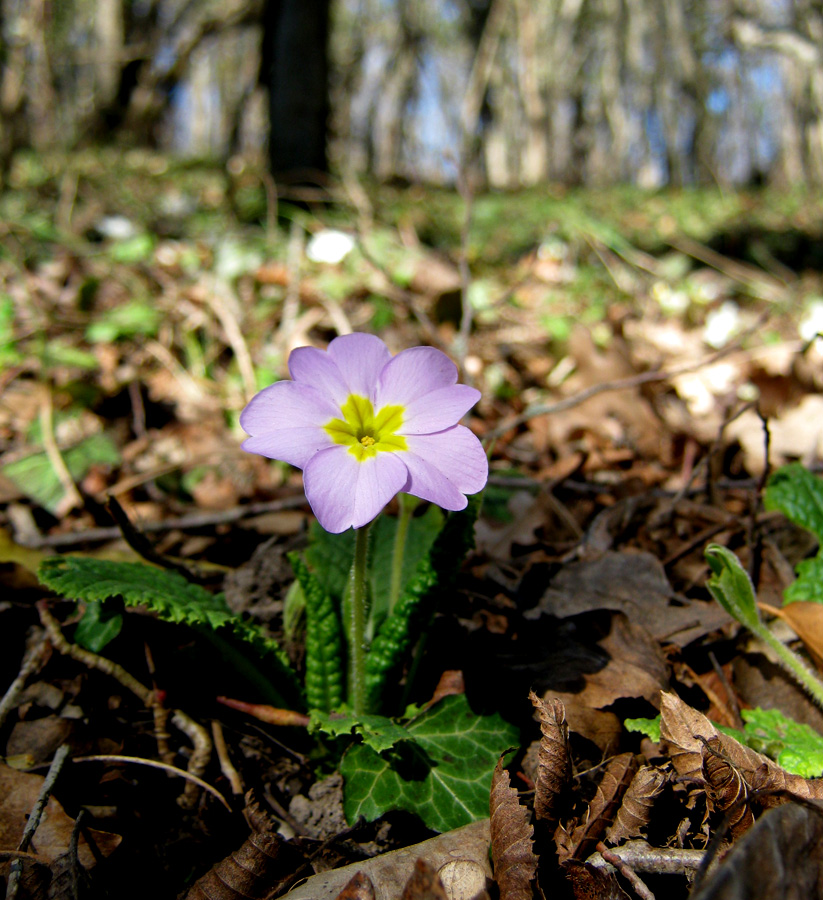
top-left (340, 694), bottom-right (519, 833)
top-left (310, 710), bottom-right (413, 752)
top-left (704, 544), bottom-right (761, 630)
top-left (765, 464), bottom-right (823, 602)
top-left (74, 600), bottom-right (123, 652)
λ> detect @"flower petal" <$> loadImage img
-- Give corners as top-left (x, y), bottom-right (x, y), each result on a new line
top-left (288, 346), bottom-right (349, 407)
top-left (304, 446), bottom-right (408, 533)
top-left (375, 346), bottom-right (459, 409)
top-left (399, 384), bottom-right (481, 434)
top-left (239, 381), bottom-right (338, 467)
top-left (402, 426), bottom-right (488, 506)
top-left (327, 333), bottom-right (392, 399)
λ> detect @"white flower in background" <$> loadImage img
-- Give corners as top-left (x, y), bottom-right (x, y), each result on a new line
top-left (799, 299), bottom-right (823, 342)
top-left (704, 301), bottom-right (740, 349)
top-left (306, 230), bottom-right (355, 264)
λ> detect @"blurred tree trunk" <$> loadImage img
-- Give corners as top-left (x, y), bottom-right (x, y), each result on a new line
top-left (262, 0), bottom-right (330, 180)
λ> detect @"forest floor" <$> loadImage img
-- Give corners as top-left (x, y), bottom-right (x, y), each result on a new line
top-left (2, 148), bottom-right (823, 899)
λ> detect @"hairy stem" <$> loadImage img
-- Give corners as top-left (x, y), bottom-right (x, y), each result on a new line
top-left (754, 621), bottom-right (823, 711)
top-left (348, 522), bottom-right (371, 715)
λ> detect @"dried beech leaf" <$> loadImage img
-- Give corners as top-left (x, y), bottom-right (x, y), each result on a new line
top-left (750, 761), bottom-right (823, 805)
top-left (334, 871), bottom-right (377, 900)
top-left (702, 738), bottom-right (755, 840)
top-left (529, 692), bottom-right (570, 829)
top-left (659, 692), bottom-right (777, 784)
top-left (184, 794), bottom-right (303, 900)
top-left (604, 765), bottom-right (666, 845)
top-left (285, 821), bottom-right (492, 900)
top-left (562, 859), bottom-right (630, 900)
top-left (690, 802), bottom-right (823, 900)
top-left (490, 758), bottom-right (538, 900)
top-left (400, 859), bottom-right (449, 900)
top-left (437, 859), bottom-right (490, 900)
top-left (561, 753), bottom-right (638, 862)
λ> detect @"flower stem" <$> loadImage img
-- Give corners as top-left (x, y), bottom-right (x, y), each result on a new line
top-left (753, 620), bottom-right (823, 711)
top-left (389, 493), bottom-right (418, 616)
top-left (348, 522), bottom-right (371, 716)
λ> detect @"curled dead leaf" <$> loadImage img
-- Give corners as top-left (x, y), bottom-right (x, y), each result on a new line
top-left (604, 765), bottom-right (666, 845)
top-left (334, 871), bottom-right (377, 900)
top-left (400, 858), bottom-right (449, 899)
top-left (490, 758), bottom-right (538, 900)
top-left (702, 738), bottom-right (754, 840)
top-left (529, 692), bottom-right (570, 830)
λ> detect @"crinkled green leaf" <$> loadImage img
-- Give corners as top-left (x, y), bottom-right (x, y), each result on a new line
top-left (623, 716), bottom-right (661, 743)
top-left (765, 464), bottom-right (823, 602)
top-left (765, 463), bottom-right (823, 544)
top-left (341, 694), bottom-right (518, 832)
top-left (289, 553), bottom-right (344, 713)
top-left (310, 710), bottom-right (413, 752)
top-left (74, 599), bottom-right (123, 652)
top-left (741, 707), bottom-right (823, 778)
top-left (38, 556), bottom-right (297, 695)
top-left (705, 544), bottom-right (761, 630)
top-left (86, 299), bottom-right (161, 343)
top-left (3, 433), bottom-right (121, 514)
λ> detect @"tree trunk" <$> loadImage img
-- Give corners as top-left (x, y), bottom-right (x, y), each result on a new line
top-left (263, 0), bottom-right (330, 180)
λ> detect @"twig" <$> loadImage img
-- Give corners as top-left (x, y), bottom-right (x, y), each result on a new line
top-left (205, 281), bottom-right (257, 404)
top-left (105, 494), bottom-right (210, 583)
top-left (211, 720), bottom-right (244, 795)
top-left (595, 842), bottom-right (656, 900)
top-left (38, 601), bottom-right (154, 705)
top-left (586, 839), bottom-right (705, 877)
top-left (172, 709), bottom-right (213, 808)
top-left (40, 389), bottom-right (83, 516)
top-left (72, 756), bottom-right (230, 811)
top-left (0, 629), bottom-right (49, 730)
top-left (6, 744), bottom-right (71, 899)
top-left (485, 323), bottom-right (766, 442)
top-left (19, 494), bottom-right (308, 548)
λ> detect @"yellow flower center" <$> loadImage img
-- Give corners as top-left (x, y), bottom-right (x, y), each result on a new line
top-left (323, 395), bottom-right (407, 462)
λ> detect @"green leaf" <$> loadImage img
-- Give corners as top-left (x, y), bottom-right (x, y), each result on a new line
top-left (704, 544), bottom-right (761, 630)
top-left (3, 433), bottom-right (121, 514)
top-left (109, 233), bottom-right (155, 264)
top-left (38, 556), bottom-right (298, 702)
top-left (623, 716), bottom-right (661, 743)
top-left (310, 710), bottom-right (413, 752)
top-left (86, 300), bottom-right (161, 343)
top-left (74, 600), bottom-right (123, 652)
top-left (765, 463), bottom-right (823, 544)
top-left (740, 707), bottom-right (823, 778)
top-left (340, 694), bottom-right (518, 832)
top-left (764, 464), bottom-right (823, 602)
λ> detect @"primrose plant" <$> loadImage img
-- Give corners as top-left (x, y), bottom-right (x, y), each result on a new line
top-left (38, 333), bottom-right (516, 832)
top-left (240, 332), bottom-right (488, 716)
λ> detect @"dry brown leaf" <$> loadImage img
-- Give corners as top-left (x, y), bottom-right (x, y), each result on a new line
top-left (558, 753), bottom-right (638, 863)
top-left (529, 692), bottom-right (570, 830)
top-left (437, 859), bottom-right (490, 900)
top-left (529, 551), bottom-right (731, 646)
top-left (490, 759), bottom-right (538, 900)
top-left (284, 821), bottom-right (492, 900)
top-left (659, 692), bottom-right (777, 785)
top-left (334, 871), bottom-right (377, 900)
top-left (400, 859), bottom-right (449, 900)
top-left (702, 738), bottom-right (755, 840)
top-left (184, 794), bottom-right (304, 899)
top-left (689, 802), bottom-right (823, 900)
top-left (0, 764), bottom-right (120, 872)
top-left (762, 601), bottom-right (823, 671)
top-left (604, 765), bottom-right (666, 845)
top-left (562, 859), bottom-right (630, 900)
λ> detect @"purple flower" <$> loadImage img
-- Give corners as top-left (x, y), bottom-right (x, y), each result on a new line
top-left (240, 333), bottom-right (488, 533)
